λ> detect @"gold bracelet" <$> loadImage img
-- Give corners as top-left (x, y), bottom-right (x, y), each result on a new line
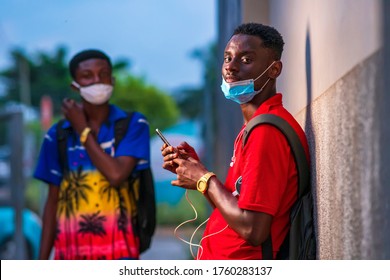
top-left (80, 127), bottom-right (92, 145)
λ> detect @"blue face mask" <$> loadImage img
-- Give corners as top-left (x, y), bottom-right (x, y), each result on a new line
top-left (221, 61), bottom-right (275, 104)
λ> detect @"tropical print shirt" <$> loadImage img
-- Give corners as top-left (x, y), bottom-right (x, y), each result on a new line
top-left (34, 105), bottom-right (150, 260)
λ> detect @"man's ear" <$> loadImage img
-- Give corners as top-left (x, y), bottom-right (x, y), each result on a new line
top-left (269, 61), bottom-right (282, 79)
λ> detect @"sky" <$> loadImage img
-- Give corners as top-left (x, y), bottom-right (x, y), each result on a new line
top-left (0, 0), bottom-right (217, 92)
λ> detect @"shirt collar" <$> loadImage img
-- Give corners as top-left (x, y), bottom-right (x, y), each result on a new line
top-left (253, 93), bottom-right (283, 116)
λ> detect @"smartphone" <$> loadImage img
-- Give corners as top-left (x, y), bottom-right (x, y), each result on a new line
top-left (155, 128), bottom-right (171, 146)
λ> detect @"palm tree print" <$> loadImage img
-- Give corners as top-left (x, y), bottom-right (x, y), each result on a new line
top-left (78, 211), bottom-right (107, 258)
top-left (57, 165), bottom-right (92, 258)
top-left (100, 180), bottom-right (118, 258)
top-left (100, 178), bottom-right (134, 258)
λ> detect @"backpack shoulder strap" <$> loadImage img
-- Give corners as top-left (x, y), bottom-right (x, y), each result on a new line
top-left (114, 112), bottom-right (133, 150)
top-left (243, 114), bottom-right (309, 198)
top-left (242, 114), bottom-right (310, 260)
top-left (56, 119), bottom-right (69, 175)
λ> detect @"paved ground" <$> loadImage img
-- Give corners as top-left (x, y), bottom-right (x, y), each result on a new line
top-left (140, 226), bottom-right (196, 260)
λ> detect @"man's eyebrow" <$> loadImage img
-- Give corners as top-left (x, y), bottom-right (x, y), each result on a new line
top-left (241, 50), bottom-right (256, 55)
top-left (224, 50), bottom-right (256, 55)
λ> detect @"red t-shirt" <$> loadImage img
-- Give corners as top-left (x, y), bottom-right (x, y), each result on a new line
top-left (198, 94), bottom-right (309, 260)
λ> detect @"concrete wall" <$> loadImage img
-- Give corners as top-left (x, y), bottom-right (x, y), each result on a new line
top-left (238, 0), bottom-right (388, 259)
top-left (295, 52), bottom-right (382, 259)
top-left (271, 0), bottom-right (382, 115)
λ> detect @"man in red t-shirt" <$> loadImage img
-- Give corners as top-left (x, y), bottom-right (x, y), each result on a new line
top-left (160, 23), bottom-right (309, 259)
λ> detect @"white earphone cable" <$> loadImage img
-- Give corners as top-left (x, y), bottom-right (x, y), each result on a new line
top-left (173, 189), bottom-right (229, 260)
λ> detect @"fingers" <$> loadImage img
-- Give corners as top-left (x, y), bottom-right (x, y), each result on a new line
top-left (170, 179), bottom-right (180, 187)
top-left (162, 160), bottom-right (178, 172)
top-left (163, 152), bottom-right (179, 163)
top-left (62, 98), bottom-right (75, 107)
top-left (171, 175), bottom-right (197, 190)
top-left (176, 142), bottom-right (199, 160)
top-left (172, 156), bottom-right (197, 165)
top-left (161, 143), bottom-right (192, 161)
top-left (61, 99), bottom-right (70, 116)
top-left (179, 141), bottom-right (190, 147)
top-left (61, 98), bottom-right (78, 114)
top-left (161, 145), bottom-right (174, 155)
top-left (177, 141), bottom-right (193, 151)
top-left (172, 157), bottom-right (184, 165)
top-left (160, 143), bottom-right (168, 152)
top-left (161, 145), bottom-right (183, 163)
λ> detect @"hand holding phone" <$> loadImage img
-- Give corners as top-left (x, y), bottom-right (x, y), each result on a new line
top-left (155, 128), bottom-right (171, 146)
top-left (155, 129), bottom-right (192, 163)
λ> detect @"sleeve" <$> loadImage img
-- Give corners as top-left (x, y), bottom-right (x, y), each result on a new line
top-left (115, 112), bottom-right (151, 171)
top-left (237, 124), bottom-right (293, 215)
top-left (33, 123), bottom-right (63, 187)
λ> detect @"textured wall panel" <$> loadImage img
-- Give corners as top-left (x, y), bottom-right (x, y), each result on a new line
top-left (295, 52), bottom-right (381, 259)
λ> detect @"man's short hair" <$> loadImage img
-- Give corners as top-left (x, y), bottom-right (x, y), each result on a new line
top-left (69, 49), bottom-right (112, 79)
top-left (233, 23), bottom-right (285, 60)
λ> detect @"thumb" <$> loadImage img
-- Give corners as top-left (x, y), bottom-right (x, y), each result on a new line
top-left (171, 179), bottom-right (180, 186)
top-left (179, 141), bottom-right (192, 150)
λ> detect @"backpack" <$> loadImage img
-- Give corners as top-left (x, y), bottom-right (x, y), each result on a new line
top-left (56, 112), bottom-right (156, 254)
top-left (242, 114), bottom-right (316, 260)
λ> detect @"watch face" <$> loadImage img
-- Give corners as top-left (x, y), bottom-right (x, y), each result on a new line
top-left (197, 172), bottom-right (215, 194)
top-left (197, 180), bottom-right (207, 193)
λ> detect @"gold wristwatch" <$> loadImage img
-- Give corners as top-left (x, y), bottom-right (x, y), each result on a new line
top-left (196, 172), bottom-right (216, 194)
top-left (80, 127), bottom-right (92, 145)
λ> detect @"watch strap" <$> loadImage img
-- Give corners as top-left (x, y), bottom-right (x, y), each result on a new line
top-left (80, 127), bottom-right (92, 145)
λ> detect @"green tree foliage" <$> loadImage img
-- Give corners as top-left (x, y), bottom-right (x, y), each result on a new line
top-left (173, 42), bottom-right (218, 120)
top-left (111, 75), bottom-right (179, 132)
top-left (0, 47), bottom-right (70, 114)
top-left (172, 87), bottom-right (203, 120)
top-left (194, 42), bottom-right (218, 88)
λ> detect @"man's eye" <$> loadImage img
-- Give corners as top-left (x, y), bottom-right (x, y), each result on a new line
top-left (224, 57), bottom-right (231, 63)
top-left (242, 57), bottom-right (251, 63)
top-left (100, 71), bottom-right (111, 79)
top-left (80, 72), bottom-right (92, 79)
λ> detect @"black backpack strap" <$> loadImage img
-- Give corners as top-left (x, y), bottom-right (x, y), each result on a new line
top-left (261, 236), bottom-right (273, 260)
top-left (114, 112), bottom-right (154, 252)
top-left (242, 114), bottom-right (310, 259)
top-left (113, 112), bottom-right (136, 184)
top-left (243, 114), bottom-right (309, 197)
top-left (114, 112), bottom-right (133, 150)
top-left (56, 119), bottom-right (69, 176)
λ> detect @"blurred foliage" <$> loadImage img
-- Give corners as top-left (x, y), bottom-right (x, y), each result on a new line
top-left (192, 41), bottom-right (219, 90)
top-left (0, 47), bottom-right (70, 114)
top-left (25, 178), bottom-right (44, 214)
top-left (111, 74), bottom-right (179, 132)
top-left (173, 42), bottom-right (218, 120)
top-left (157, 190), bottom-right (209, 225)
top-left (0, 46), bottom-right (180, 132)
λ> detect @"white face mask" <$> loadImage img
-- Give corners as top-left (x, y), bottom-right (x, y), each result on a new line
top-left (72, 81), bottom-right (113, 105)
